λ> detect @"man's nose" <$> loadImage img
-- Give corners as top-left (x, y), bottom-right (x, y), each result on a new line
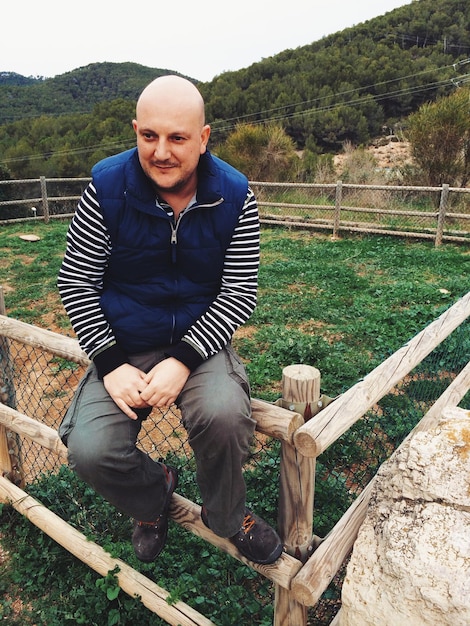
top-left (154, 139), bottom-right (170, 160)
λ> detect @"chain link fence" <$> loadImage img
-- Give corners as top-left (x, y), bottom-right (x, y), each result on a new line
top-left (251, 181), bottom-right (470, 245)
top-left (0, 339), bottom-right (281, 484)
top-left (0, 177), bottom-right (89, 222)
top-left (1, 177), bottom-right (470, 245)
top-left (1, 308), bottom-right (468, 624)
top-left (316, 319), bottom-right (469, 517)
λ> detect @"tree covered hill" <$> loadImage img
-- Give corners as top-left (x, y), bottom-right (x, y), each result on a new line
top-left (0, 63), bottom-right (191, 124)
top-left (201, 0), bottom-right (470, 148)
top-left (0, 71), bottom-right (38, 87)
top-left (1, 0), bottom-right (469, 179)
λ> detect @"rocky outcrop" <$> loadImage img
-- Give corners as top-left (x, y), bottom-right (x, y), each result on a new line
top-left (340, 406), bottom-right (470, 626)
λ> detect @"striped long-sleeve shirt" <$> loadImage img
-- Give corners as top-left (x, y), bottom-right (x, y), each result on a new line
top-left (58, 182), bottom-right (260, 375)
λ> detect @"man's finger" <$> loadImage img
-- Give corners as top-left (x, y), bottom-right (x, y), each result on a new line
top-left (116, 398), bottom-right (138, 420)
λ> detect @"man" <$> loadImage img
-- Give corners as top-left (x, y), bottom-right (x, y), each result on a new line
top-left (58, 75), bottom-right (283, 565)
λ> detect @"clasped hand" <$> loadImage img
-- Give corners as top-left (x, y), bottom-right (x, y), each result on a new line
top-left (103, 357), bottom-right (190, 420)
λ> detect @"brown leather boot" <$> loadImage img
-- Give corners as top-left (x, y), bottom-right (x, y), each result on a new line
top-left (132, 464), bottom-right (178, 562)
top-left (202, 506), bottom-right (283, 565)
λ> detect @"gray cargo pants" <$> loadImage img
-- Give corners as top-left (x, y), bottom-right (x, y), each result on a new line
top-left (59, 344), bottom-right (255, 538)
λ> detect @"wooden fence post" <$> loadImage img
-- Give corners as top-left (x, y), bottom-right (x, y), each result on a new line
top-left (333, 180), bottom-right (342, 239)
top-left (0, 287), bottom-right (23, 485)
top-left (435, 183), bottom-right (449, 247)
top-left (40, 176), bottom-right (50, 223)
top-left (274, 364), bottom-right (319, 626)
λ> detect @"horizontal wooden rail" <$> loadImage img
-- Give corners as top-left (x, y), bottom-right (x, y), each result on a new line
top-left (0, 315), bottom-right (303, 443)
top-left (0, 476), bottom-right (215, 626)
top-left (259, 218), bottom-right (470, 245)
top-left (251, 398), bottom-right (304, 443)
top-left (2, 179), bottom-right (470, 246)
top-left (0, 403), bottom-right (68, 458)
top-left (291, 359), bottom-right (470, 606)
top-left (0, 315), bottom-right (88, 364)
top-left (294, 291), bottom-right (470, 457)
top-left (170, 493), bottom-right (303, 588)
top-left (0, 401), bottom-right (302, 589)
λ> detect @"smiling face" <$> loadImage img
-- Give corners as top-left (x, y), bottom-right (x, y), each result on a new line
top-left (132, 76), bottom-right (211, 209)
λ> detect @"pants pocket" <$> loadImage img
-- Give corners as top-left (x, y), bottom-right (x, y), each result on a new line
top-left (224, 344), bottom-right (251, 396)
top-left (58, 365), bottom-right (94, 446)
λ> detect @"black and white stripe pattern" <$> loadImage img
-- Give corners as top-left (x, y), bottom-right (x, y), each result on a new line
top-left (58, 183), bottom-right (260, 361)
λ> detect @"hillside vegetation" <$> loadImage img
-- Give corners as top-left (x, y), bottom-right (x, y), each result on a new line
top-left (0, 0), bottom-right (469, 179)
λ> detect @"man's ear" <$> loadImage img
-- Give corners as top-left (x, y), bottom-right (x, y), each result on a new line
top-left (200, 124), bottom-right (211, 153)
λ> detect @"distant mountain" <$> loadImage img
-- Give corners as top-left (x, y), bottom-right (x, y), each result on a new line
top-left (0, 62), bottom-right (192, 124)
top-left (200, 0), bottom-right (470, 147)
top-left (1, 0), bottom-right (469, 177)
top-left (0, 71), bottom-right (43, 86)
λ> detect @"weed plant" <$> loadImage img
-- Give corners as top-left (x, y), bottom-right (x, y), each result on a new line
top-left (0, 460), bottom-right (277, 625)
top-left (0, 221), bottom-right (469, 624)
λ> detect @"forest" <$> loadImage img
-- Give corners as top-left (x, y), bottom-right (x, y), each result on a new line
top-left (0, 0), bottom-right (470, 180)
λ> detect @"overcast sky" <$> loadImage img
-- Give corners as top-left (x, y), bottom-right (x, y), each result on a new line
top-left (3, 0), bottom-right (411, 82)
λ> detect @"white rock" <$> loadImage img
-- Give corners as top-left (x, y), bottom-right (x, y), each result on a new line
top-left (340, 407), bottom-right (470, 626)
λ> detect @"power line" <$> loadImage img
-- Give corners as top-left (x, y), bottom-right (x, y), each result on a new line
top-left (208, 61), bottom-right (470, 130)
top-left (0, 139), bottom-right (134, 165)
top-left (1, 60), bottom-right (469, 166)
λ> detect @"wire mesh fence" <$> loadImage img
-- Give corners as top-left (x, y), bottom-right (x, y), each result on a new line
top-left (0, 177), bottom-right (89, 222)
top-left (251, 181), bottom-right (470, 244)
top-left (318, 319), bottom-right (469, 514)
top-left (0, 339), bottom-right (283, 484)
top-left (1, 310), bottom-right (468, 624)
top-left (1, 177), bottom-right (470, 244)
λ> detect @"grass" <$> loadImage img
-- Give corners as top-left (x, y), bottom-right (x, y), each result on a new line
top-left (240, 228), bottom-right (469, 399)
top-left (254, 183), bottom-right (470, 238)
top-left (0, 219), bottom-right (469, 625)
top-left (1, 220), bottom-right (468, 397)
top-left (0, 221), bottom-right (70, 327)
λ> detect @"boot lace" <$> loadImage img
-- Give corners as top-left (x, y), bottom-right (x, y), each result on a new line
top-left (241, 513), bottom-right (256, 535)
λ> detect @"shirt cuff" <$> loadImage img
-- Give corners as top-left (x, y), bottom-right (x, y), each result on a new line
top-left (165, 341), bottom-right (205, 371)
top-left (92, 343), bottom-right (129, 379)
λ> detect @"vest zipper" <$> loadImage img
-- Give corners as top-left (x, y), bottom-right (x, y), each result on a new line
top-left (164, 198), bottom-right (223, 342)
top-left (163, 197), bottom-right (224, 265)
top-left (170, 222), bottom-right (178, 263)
top-left (168, 201), bottom-right (205, 263)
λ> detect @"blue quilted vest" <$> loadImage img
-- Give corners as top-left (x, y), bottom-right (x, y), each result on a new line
top-left (91, 148), bottom-right (248, 353)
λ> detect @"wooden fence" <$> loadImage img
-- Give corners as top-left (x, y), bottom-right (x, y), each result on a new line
top-left (1, 177), bottom-right (470, 246)
top-left (1, 291), bottom-right (469, 624)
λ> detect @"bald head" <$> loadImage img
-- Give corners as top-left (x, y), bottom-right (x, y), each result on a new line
top-left (132, 75), bottom-right (211, 207)
top-left (136, 75), bottom-right (206, 127)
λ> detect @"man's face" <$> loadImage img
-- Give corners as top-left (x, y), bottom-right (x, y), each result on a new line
top-left (133, 99), bottom-right (210, 199)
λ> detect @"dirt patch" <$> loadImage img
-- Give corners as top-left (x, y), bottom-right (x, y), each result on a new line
top-left (334, 138), bottom-right (412, 172)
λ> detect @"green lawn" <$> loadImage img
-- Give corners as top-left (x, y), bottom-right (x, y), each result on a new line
top-left (0, 220), bottom-right (469, 625)
top-left (1, 220), bottom-right (468, 399)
